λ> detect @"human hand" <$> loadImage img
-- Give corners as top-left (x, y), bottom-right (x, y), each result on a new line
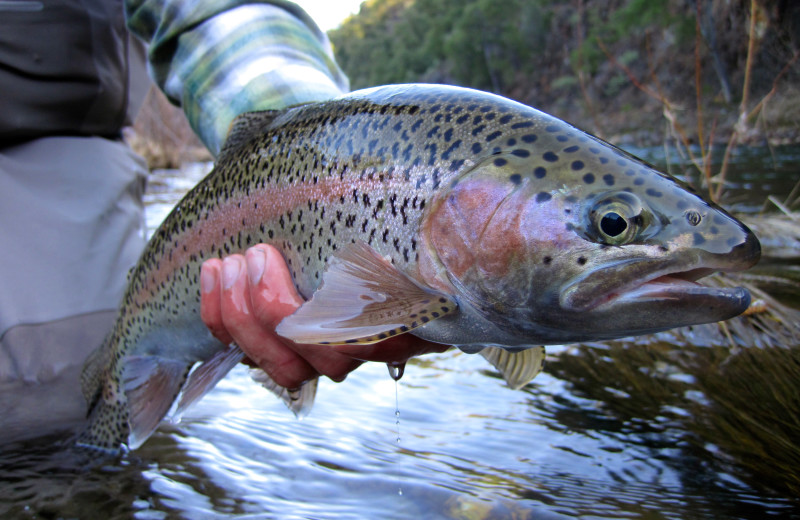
top-left (200, 244), bottom-right (449, 389)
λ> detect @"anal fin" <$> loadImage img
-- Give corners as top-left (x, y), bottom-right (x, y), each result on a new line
top-left (276, 241), bottom-right (456, 345)
top-left (479, 346), bottom-right (546, 390)
top-left (122, 356), bottom-right (192, 449)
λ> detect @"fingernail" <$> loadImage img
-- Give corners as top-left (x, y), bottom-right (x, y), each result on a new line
top-left (222, 257), bottom-right (241, 290)
top-left (246, 247), bottom-right (266, 286)
top-left (200, 264), bottom-right (216, 294)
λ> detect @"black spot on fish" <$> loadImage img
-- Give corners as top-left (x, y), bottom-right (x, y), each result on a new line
top-left (543, 256), bottom-right (552, 264)
top-left (634, 178), bottom-right (645, 186)
top-left (557, 135), bottom-right (569, 142)
top-left (564, 145), bottom-right (580, 153)
top-left (577, 256), bottom-right (587, 265)
top-left (602, 174), bottom-right (615, 186)
top-left (486, 131), bottom-right (502, 142)
top-left (534, 167), bottom-right (547, 179)
top-left (545, 125), bottom-right (559, 132)
top-left (583, 173), bottom-right (595, 184)
top-left (442, 140), bottom-right (462, 160)
top-left (472, 143), bottom-right (482, 154)
top-left (543, 151), bottom-right (558, 162)
top-left (509, 174), bottom-right (522, 185)
top-left (646, 188), bottom-right (663, 198)
top-left (512, 149), bottom-right (530, 158)
top-left (450, 159), bottom-right (465, 171)
top-left (536, 192), bottom-right (552, 203)
top-left (522, 134), bottom-right (537, 143)
top-left (499, 114), bottom-right (513, 124)
top-left (494, 158), bottom-right (508, 167)
top-left (512, 121), bottom-right (534, 129)
top-left (571, 160), bottom-right (585, 171)
top-left (693, 233), bottom-right (706, 246)
top-left (507, 138), bottom-right (517, 146)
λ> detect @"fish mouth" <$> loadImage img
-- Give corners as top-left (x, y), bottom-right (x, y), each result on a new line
top-left (607, 270), bottom-right (749, 308)
top-left (561, 260), bottom-right (751, 317)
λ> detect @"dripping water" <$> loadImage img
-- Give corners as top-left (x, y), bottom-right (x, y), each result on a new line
top-left (387, 362), bottom-right (406, 496)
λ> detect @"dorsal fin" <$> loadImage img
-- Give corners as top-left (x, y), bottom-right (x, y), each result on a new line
top-left (217, 110), bottom-right (283, 163)
top-left (276, 241), bottom-right (457, 345)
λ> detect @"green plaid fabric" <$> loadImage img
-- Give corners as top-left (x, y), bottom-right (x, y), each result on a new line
top-left (126, 1), bottom-right (349, 155)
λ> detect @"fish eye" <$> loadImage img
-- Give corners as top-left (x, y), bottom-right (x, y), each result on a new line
top-left (599, 212), bottom-right (627, 237)
top-left (589, 193), bottom-right (644, 245)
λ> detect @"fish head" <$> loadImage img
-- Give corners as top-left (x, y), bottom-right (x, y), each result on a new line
top-left (419, 121), bottom-right (761, 344)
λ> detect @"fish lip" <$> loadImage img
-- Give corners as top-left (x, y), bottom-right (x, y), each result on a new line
top-left (560, 259), bottom-right (750, 313)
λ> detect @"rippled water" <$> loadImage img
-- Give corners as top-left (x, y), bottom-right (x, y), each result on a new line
top-left (1, 146), bottom-right (798, 519)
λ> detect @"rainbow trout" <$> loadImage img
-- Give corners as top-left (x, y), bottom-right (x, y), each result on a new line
top-left (80, 84), bottom-right (760, 450)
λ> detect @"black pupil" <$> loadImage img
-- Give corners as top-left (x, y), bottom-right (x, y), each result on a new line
top-left (600, 212), bottom-right (627, 237)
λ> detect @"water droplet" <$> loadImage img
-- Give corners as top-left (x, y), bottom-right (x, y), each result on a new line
top-left (386, 362), bottom-right (406, 381)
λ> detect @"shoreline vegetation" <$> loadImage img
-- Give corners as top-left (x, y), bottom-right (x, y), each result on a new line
top-left (128, 0), bottom-right (800, 174)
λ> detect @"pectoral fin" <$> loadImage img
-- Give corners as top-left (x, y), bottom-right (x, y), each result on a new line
top-left (479, 346), bottom-right (546, 390)
top-left (276, 241), bottom-right (456, 345)
top-left (122, 356), bottom-right (192, 449)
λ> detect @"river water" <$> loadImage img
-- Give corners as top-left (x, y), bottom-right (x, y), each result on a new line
top-left (1, 145), bottom-right (798, 519)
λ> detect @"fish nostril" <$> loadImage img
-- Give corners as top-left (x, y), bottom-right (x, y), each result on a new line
top-left (685, 210), bottom-right (702, 226)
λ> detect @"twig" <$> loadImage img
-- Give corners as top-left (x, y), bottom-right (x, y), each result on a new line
top-left (695, 0), bottom-right (709, 198)
top-left (738, 0), bottom-right (759, 126)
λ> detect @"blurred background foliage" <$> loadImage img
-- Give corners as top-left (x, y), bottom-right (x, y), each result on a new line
top-left (329, 0), bottom-right (800, 146)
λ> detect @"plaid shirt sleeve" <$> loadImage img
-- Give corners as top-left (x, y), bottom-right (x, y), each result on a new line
top-left (125, 0), bottom-right (349, 155)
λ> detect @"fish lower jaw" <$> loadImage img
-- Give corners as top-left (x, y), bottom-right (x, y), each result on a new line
top-left (564, 267), bottom-right (745, 313)
top-left (610, 275), bottom-right (706, 303)
top-left (596, 274), bottom-right (751, 319)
